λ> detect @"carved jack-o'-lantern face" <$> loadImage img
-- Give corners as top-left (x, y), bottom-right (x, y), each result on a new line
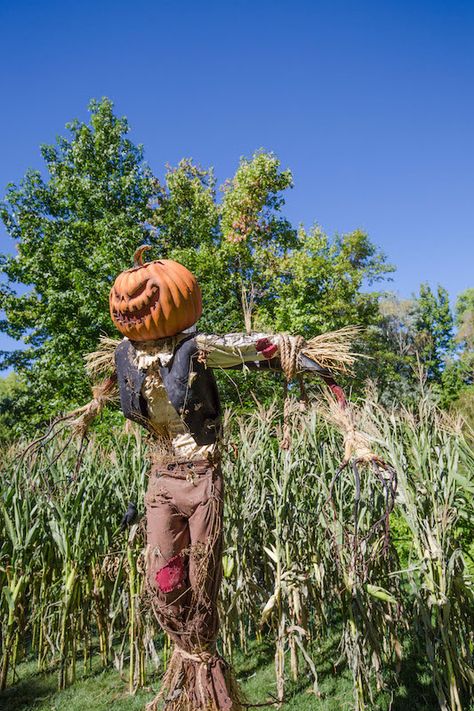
top-left (109, 246), bottom-right (202, 341)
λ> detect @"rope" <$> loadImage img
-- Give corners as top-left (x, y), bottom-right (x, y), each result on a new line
top-left (173, 646), bottom-right (215, 709)
top-left (279, 334), bottom-right (306, 381)
top-left (278, 335), bottom-right (306, 449)
top-left (174, 646), bottom-right (214, 664)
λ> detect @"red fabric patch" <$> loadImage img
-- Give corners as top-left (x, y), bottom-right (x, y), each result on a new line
top-left (329, 383), bottom-right (347, 409)
top-left (155, 555), bottom-right (185, 593)
top-left (256, 337), bottom-right (270, 351)
top-left (262, 344), bottom-right (278, 358)
top-left (256, 338), bottom-right (277, 359)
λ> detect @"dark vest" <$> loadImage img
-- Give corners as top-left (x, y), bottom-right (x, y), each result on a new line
top-left (115, 337), bottom-right (222, 445)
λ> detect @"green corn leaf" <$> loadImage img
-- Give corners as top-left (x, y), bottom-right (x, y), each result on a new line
top-left (366, 584), bottom-right (397, 605)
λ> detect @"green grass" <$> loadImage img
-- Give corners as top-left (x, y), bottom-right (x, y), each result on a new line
top-left (0, 637), bottom-right (451, 711)
top-left (0, 656), bottom-right (355, 711)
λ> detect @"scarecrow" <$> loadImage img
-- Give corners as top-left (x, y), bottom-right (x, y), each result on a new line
top-left (69, 246), bottom-right (387, 711)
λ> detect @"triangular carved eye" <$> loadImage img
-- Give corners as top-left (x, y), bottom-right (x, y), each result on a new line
top-left (126, 281), bottom-right (148, 299)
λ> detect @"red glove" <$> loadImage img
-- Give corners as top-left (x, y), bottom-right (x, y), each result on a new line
top-left (256, 337), bottom-right (278, 359)
top-left (329, 383), bottom-right (347, 409)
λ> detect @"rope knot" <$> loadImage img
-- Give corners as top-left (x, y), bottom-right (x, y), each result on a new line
top-left (174, 647), bottom-right (214, 664)
top-left (279, 334), bottom-right (306, 382)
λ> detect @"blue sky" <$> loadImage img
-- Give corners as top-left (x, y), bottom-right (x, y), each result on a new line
top-left (1, 0), bottom-right (473, 356)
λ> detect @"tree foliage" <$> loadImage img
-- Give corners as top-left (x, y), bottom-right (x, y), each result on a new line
top-left (372, 286), bottom-right (474, 408)
top-left (147, 152), bottom-right (394, 406)
top-left (0, 373), bottom-right (26, 442)
top-left (414, 284), bottom-right (455, 383)
top-left (1, 98), bottom-right (471, 432)
top-left (0, 99), bottom-right (159, 423)
top-left (455, 288), bottom-right (474, 380)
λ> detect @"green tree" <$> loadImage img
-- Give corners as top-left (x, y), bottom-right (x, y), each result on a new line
top-left (373, 295), bottom-right (420, 405)
top-left (414, 284), bottom-right (455, 384)
top-left (410, 283), bottom-right (467, 407)
top-left (455, 287), bottom-right (474, 382)
top-left (151, 152), bottom-right (298, 336)
top-left (0, 373), bottom-right (27, 442)
top-left (449, 288), bottom-right (474, 423)
top-left (0, 98), bottom-right (159, 425)
top-left (256, 225), bottom-right (391, 336)
top-left (151, 153), bottom-right (394, 406)
top-left (152, 153), bottom-right (393, 340)
top-left (370, 287), bottom-right (473, 409)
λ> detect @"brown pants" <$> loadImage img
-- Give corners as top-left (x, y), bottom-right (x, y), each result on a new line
top-left (145, 460), bottom-right (239, 710)
top-left (145, 459), bottom-right (223, 650)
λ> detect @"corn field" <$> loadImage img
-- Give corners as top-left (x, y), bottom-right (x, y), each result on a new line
top-left (0, 397), bottom-right (473, 710)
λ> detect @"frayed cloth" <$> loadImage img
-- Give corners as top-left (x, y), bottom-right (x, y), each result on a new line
top-left (145, 647), bottom-right (244, 711)
top-left (145, 460), bottom-right (242, 710)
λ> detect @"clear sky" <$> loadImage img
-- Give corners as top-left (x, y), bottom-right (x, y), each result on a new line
top-left (1, 0), bottom-right (473, 355)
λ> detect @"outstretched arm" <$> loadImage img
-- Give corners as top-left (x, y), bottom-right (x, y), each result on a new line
top-left (297, 352), bottom-right (347, 408)
top-left (195, 332), bottom-right (279, 369)
top-left (196, 332), bottom-right (348, 406)
top-left (70, 372), bottom-right (119, 435)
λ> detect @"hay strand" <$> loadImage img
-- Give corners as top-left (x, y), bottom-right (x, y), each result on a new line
top-left (319, 390), bottom-right (380, 463)
top-left (300, 325), bottom-right (365, 375)
top-left (69, 375), bottom-right (119, 436)
top-left (84, 336), bottom-right (121, 379)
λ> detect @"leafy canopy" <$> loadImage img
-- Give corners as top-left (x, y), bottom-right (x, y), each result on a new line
top-left (0, 98), bottom-right (159, 421)
top-left (1, 99), bottom-right (395, 429)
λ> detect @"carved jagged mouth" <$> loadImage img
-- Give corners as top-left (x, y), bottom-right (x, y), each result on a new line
top-left (112, 287), bottom-right (161, 326)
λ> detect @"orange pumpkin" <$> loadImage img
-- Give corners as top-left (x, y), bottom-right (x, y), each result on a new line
top-left (109, 246), bottom-right (202, 341)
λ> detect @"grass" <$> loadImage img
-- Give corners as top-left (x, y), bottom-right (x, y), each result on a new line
top-left (0, 636), bottom-right (457, 711)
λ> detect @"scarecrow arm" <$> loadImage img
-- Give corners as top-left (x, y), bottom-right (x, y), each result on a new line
top-left (68, 372), bottom-right (119, 435)
top-left (195, 332), bottom-right (280, 369)
top-left (195, 332), bottom-right (348, 407)
top-left (298, 353), bottom-right (347, 408)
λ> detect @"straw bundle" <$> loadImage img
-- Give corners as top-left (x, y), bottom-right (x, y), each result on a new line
top-left (70, 376), bottom-right (119, 436)
top-left (319, 391), bottom-right (380, 463)
top-left (84, 336), bottom-right (121, 379)
top-left (300, 325), bottom-right (365, 375)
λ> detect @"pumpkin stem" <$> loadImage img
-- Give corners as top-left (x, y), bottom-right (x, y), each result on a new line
top-left (133, 245), bottom-right (152, 267)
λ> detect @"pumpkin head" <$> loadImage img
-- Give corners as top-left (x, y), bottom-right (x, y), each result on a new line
top-left (109, 246), bottom-right (202, 341)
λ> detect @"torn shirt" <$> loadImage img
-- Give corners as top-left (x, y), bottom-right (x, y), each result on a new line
top-left (133, 332), bottom-right (279, 461)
